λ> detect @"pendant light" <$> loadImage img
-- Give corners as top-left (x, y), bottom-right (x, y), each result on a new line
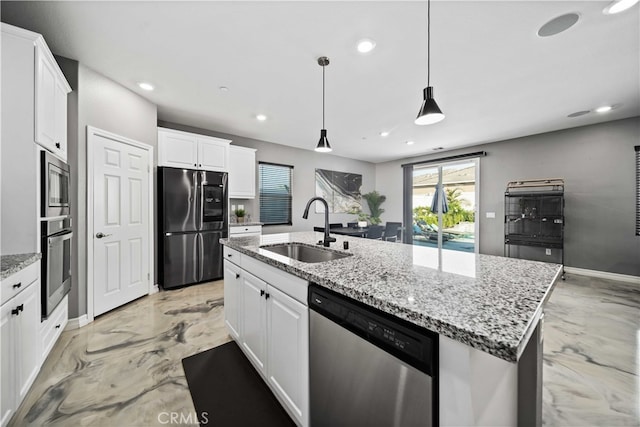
top-left (315, 56), bottom-right (332, 152)
top-left (415, 0), bottom-right (445, 125)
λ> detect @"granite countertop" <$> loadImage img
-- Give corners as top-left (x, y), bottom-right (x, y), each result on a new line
top-left (229, 222), bottom-right (263, 227)
top-left (1, 253), bottom-right (41, 280)
top-left (221, 231), bottom-right (562, 363)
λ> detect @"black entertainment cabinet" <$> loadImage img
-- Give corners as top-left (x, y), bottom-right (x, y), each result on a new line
top-left (504, 179), bottom-right (565, 279)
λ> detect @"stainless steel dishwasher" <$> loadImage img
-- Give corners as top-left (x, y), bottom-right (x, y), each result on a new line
top-left (309, 284), bottom-right (438, 427)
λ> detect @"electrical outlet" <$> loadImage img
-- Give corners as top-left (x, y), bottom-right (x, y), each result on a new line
top-left (545, 248), bottom-right (552, 256)
top-left (486, 212), bottom-right (496, 219)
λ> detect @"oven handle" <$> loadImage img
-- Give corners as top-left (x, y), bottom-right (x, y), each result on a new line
top-left (48, 231), bottom-right (73, 246)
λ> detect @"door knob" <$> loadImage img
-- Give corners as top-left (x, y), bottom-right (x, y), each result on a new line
top-left (96, 232), bottom-right (112, 239)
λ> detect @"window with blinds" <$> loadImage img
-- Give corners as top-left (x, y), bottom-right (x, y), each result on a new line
top-left (259, 162), bottom-right (293, 226)
top-left (636, 146), bottom-right (639, 236)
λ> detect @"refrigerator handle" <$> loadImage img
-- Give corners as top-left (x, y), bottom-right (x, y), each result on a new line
top-left (198, 232), bottom-right (204, 281)
top-left (199, 171), bottom-right (205, 230)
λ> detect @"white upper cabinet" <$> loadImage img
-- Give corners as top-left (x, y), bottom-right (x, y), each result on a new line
top-left (229, 145), bottom-right (257, 199)
top-left (2, 23), bottom-right (71, 162)
top-left (158, 127), bottom-right (230, 172)
top-left (35, 36), bottom-right (71, 161)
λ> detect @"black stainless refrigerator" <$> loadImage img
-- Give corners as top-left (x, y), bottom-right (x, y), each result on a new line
top-left (158, 167), bottom-right (228, 289)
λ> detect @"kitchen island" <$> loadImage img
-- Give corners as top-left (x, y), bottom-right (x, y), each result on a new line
top-left (221, 231), bottom-right (562, 426)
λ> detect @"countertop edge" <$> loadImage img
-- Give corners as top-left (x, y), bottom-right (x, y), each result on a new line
top-left (1, 253), bottom-right (42, 280)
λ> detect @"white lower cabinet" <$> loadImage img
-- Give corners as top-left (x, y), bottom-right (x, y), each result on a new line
top-left (1, 273), bottom-right (40, 427)
top-left (40, 295), bottom-right (68, 362)
top-left (223, 251), bottom-right (309, 426)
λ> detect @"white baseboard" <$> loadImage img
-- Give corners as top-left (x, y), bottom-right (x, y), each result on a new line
top-left (65, 314), bottom-right (90, 330)
top-left (149, 284), bottom-right (160, 294)
top-left (564, 267), bottom-right (640, 284)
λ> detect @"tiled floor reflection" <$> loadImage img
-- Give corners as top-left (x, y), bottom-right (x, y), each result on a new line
top-left (8, 274), bottom-right (639, 426)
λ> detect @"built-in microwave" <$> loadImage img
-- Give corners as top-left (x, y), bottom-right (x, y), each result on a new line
top-left (41, 151), bottom-right (70, 218)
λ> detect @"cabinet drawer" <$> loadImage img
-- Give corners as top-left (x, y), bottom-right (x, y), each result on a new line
top-left (242, 255), bottom-right (308, 305)
top-left (229, 225), bottom-right (262, 236)
top-left (223, 246), bottom-right (243, 266)
top-left (1, 261), bottom-right (39, 306)
top-left (40, 295), bottom-right (67, 362)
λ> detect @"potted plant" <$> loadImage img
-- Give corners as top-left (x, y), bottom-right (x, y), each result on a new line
top-left (349, 191), bottom-right (387, 226)
top-left (234, 208), bottom-right (246, 223)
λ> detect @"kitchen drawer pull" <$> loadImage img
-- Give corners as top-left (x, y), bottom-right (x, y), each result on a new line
top-left (227, 253), bottom-right (232, 257)
top-left (55, 324), bottom-right (61, 329)
top-left (12, 282), bottom-right (22, 289)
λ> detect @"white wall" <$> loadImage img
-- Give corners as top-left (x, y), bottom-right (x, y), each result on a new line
top-left (376, 117), bottom-right (640, 276)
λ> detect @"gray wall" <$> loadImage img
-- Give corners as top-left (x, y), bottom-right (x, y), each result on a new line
top-left (68, 64), bottom-right (157, 318)
top-left (158, 121), bottom-right (377, 234)
top-left (375, 117), bottom-right (640, 276)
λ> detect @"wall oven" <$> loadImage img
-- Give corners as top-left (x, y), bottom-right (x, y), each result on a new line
top-left (41, 151), bottom-right (70, 217)
top-left (41, 217), bottom-right (72, 319)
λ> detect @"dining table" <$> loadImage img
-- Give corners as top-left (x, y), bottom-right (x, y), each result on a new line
top-left (313, 226), bottom-right (368, 238)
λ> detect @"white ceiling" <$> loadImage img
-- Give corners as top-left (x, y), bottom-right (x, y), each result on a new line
top-left (2, 1), bottom-right (638, 163)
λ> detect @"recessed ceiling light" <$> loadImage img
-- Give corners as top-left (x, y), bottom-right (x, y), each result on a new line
top-left (356, 39), bottom-right (376, 54)
top-left (537, 13), bottom-right (580, 37)
top-left (567, 110), bottom-right (590, 118)
top-left (380, 131), bottom-right (390, 137)
top-left (219, 86), bottom-right (229, 92)
top-left (603, 0), bottom-right (639, 14)
top-left (256, 114), bottom-right (267, 121)
top-left (595, 105), bottom-right (612, 113)
top-left (138, 82), bottom-right (154, 91)
top-left (406, 140), bottom-right (415, 145)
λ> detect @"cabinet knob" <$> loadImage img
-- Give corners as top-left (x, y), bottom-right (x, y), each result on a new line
top-left (260, 289), bottom-right (265, 297)
top-left (55, 142), bottom-right (61, 149)
top-left (199, 164), bottom-right (202, 167)
top-left (12, 282), bottom-right (22, 289)
top-left (235, 273), bottom-right (240, 279)
top-left (194, 163), bottom-right (197, 167)
top-left (265, 292), bottom-right (270, 300)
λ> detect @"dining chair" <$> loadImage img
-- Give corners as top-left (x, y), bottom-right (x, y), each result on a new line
top-left (366, 225), bottom-right (384, 240)
top-left (383, 222), bottom-right (402, 242)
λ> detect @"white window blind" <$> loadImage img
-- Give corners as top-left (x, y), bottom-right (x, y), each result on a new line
top-left (636, 146), bottom-right (639, 236)
top-left (259, 162), bottom-right (293, 226)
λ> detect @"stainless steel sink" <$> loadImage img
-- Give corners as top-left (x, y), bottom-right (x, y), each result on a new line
top-left (261, 243), bottom-right (352, 263)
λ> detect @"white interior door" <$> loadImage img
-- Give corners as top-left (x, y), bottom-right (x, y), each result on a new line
top-left (91, 129), bottom-right (151, 317)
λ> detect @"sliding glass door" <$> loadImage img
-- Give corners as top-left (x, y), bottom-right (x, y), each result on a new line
top-left (409, 159), bottom-right (478, 253)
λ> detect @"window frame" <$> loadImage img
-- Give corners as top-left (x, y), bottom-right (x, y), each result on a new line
top-left (259, 161), bottom-right (294, 226)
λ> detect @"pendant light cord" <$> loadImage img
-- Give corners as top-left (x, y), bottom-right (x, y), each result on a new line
top-left (322, 64), bottom-right (325, 128)
top-left (427, 0), bottom-right (431, 87)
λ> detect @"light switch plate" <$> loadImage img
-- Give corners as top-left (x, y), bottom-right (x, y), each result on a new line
top-left (486, 212), bottom-right (496, 218)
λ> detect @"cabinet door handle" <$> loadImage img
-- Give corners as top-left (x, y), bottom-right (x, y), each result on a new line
top-left (55, 142), bottom-right (61, 149)
top-left (260, 289), bottom-right (265, 297)
top-left (12, 282), bottom-right (22, 289)
top-left (199, 164), bottom-right (202, 167)
top-left (194, 163), bottom-right (197, 167)
top-left (55, 324), bottom-right (61, 329)
top-left (227, 253), bottom-right (232, 258)
top-left (235, 273), bottom-right (240, 279)
top-left (265, 292), bottom-right (270, 300)
top-left (11, 304), bottom-right (24, 316)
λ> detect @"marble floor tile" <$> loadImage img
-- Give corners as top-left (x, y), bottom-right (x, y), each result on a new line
top-left (9, 281), bottom-right (230, 427)
top-left (8, 274), bottom-right (639, 426)
top-left (543, 274), bottom-right (639, 426)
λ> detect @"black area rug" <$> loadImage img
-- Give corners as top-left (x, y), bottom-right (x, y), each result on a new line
top-left (182, 341), bottom-right (296, 427)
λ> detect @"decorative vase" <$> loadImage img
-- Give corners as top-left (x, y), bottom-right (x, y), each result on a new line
top-left (237, 216), bottom-right (245, 223)
top-left (357, 221), bottom-right (367, 228)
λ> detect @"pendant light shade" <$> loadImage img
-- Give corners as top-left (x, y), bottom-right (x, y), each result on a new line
top-left (415, 0), bottom-right (445, 125)
top-left (315, 56), bottom-right (332, 153)
top-left (316, 129), bottom-right (331, 152)
top-left (415, 86), bottom-right (445, 125)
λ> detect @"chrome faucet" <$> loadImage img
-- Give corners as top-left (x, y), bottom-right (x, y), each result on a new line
top-left (302, 196), bottom-right (336, 247)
